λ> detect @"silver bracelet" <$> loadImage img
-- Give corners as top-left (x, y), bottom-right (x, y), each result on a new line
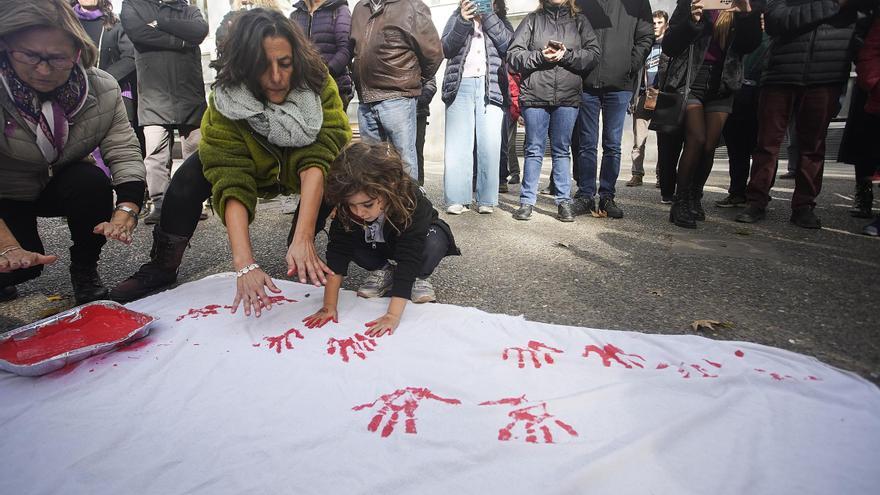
top-left (236, 263), bottom-right (260, 278)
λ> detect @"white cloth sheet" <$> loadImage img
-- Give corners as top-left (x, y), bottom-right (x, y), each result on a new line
top-left (1, 274), bottom-right (878, 494)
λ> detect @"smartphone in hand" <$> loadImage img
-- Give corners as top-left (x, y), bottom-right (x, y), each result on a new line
top-left (547, 40), bottom-right (564, 50)
top-left (701, 0), bottom-right (733, 10)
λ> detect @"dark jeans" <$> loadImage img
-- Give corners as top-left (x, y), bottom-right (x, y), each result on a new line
top-left (747, 84), bottom-right (842, 209)
top-left (351, 224), bottom-right (451, 279)
top-left (499, 109), bottom-right (520, 181)
top-left (657, 131), bottom-right (683, 199)
top-left (416, 113), bottom-right (428, 186)
top-left (160, 153), bottom-right (332, 244)
top-left (722, 85), bottom-right (760, 197)
top-left (0, 161), bottom-right (112, 287)
top-left (575, 89), bottom-right (633, 199)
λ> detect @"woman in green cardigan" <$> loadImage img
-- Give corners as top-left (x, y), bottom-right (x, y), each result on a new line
top-left (111, 8), bottom-right (351, 316)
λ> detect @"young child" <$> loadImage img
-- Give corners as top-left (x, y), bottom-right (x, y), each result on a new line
top-left (302, 142), bottom-right (460, 337)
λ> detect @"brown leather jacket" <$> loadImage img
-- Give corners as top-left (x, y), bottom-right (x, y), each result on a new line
top-left (349, 0), bottom-right (443, 104)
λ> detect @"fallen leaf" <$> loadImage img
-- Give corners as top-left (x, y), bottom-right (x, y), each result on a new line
top-left (555, 241), bottom-right (570, 248)
top-left (690, 319), bottom-right (734, 332)
top-left (46, 294), bottom-right (63, 302)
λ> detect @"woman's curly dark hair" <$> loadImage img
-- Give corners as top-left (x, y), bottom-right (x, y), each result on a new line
top-left (326, 142), bottom-right (419, 234)
top-left (211, 8), bottom-right (326, 100)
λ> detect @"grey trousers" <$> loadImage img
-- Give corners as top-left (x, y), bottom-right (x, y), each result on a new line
top-left (143, 125), bottom-right (201, 205)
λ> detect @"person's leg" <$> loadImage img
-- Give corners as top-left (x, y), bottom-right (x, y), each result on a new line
top-left (110, 154), bottom-right (212, 303)
top-left (357, 101), bottom-right (382, 143)
top-left (507, 119), bottom-right (520, 180)
top-left (142, 125), bottom-right (173, 208)
top-left (744, 85), bottom-right (797, 211)
top-left (475, 95), bottom-right (504, 209)
top-left (721, 87), bottom-right (757, 201)
top-left (669, 104), bottom-right (707, 228)
top-left (416, 113), bottom-right (428, 186)
top-left (548, 106), bottom-right (578, 205)
top-left (0, 200), bottom-right (44, 290)
top-left (785, 118), bottom-right (799, 176)
top-left (353, 242), bottom-right (395, 298)
top-left (574, 91), bottom-right (601, 199)
top-left (790, 84), bottom-right (842, 219)
top-left (515, 107), bottom-right (551, 218)
top-left (176, 126), bottom-right (202, 175)
top-left (597, 90), bottom-right (632, 200)
top-left (417, 224), bottom-right (452, 278)
top-left (630, 114), bottom-right (649, 181)
top-left (689, 111), bottom-right (729, 220)
top-left (657, 131), bottom-right (682, 200)
top-left (375, 97), bottom-right (419, 180)
top-left (499, 109), bottom-right (511, 184)
top-left (443, 79), bottom-right (477, 210)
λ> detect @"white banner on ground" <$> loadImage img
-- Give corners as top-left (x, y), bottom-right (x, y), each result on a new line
top-left (1, 274), bottom-right (878, 494)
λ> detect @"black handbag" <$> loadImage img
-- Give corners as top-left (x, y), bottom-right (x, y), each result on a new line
top-left (649, 46), bottom-right (693, 134)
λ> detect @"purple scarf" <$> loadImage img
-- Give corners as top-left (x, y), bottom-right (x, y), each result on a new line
top-left (0, 53), bottom-right (89, 163)
top-left (73, 4), bottom-right (104, 21)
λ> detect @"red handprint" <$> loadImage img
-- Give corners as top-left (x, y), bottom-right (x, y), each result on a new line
top-left (265, 295), bottom-right (298, 306)
top-left (327, 333), bottom-right (378, 362)
top-left (176, 304), bottom-right (233, 321)
top-left (502, 340), bottom-right (564, 369)
top-left (263, 328), bottom-right (304, 354)
top-left (352, 387), bottom-right (461, 438)
top-left (582, 343), bottom-right (645, 369)
top-left (479, 395), bottom-right (578, 444)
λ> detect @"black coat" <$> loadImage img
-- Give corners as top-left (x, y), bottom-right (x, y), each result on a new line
top-left (660, 1), bottom-right (762, 96)
top-left (576, 0), bottom-right (655, 92)
top-left (325, 186), bottom-right (460, 300)
top-left (761, 0), bottom-right (858, 86)
top-left (507, 5), bottom-right (600, 108)
top-left (121, 0), bottom-right (208, 127)
top-left (77, 16), bottom-right (138, 122)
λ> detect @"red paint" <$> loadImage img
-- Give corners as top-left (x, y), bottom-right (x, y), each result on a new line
top-left (480, 396), bottom-right (578, 444)
top-left (263, 328), bottom-right (304, 354)
top-left (656, 363), bottom-right (669, 370)
top-left (502, 340), bottom-right (563, 369)
top-left (735, 350), bottom-right (745, 358)
top-left (175, 304), bottom-right (233, 322)
top-left (327, 333), bottom-right (378, 362)
top-left (770, 372), bottom-right (785, 381)
top-left (755, 368), bottom-right (766, 373)
top-left (0, 305), bottom-right (151, 366)
top-left (704, 359), bottom-right (722, 368)
top-left (352, 387), bottom-right (461, 437)
top-left (582, 343), bottom-right (645, 369)
top-left (806, 376), bottom-right (822, 381)
top-left (117, 338), bottom-right (153, 352)
top-left (251, 343), bottom-right (261, 348)
top-left (49, 360), bottom-right (83, 377)
top-left (690, 364), bottom-right (719, 378)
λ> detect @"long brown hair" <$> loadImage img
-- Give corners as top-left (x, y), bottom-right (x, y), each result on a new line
top-left (713, 11), bottom-right (734, 48)
top-left (69, 1), bottom-right (119, 29)
top-left (0, 0), bottom-right (98, 68)
top-left (326, 142), bottom-right (419, 234)
top-left (211, 8), bottom-right (326, 99)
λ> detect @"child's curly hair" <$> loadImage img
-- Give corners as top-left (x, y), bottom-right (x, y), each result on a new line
top-left (326, 142), bottom-right (419, 233)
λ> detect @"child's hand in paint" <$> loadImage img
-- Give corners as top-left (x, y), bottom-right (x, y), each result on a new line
top-left (302, 306), bottom-right (339, 328)
top-left (364, 312), bottom-right (400, 338)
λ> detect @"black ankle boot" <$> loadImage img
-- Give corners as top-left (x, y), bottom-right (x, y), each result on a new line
top-left (110, 227), bottom-right (190, 303)
top-left (850, 180), bottom-right (874, 218)
top-left (689, 192), bottom-right (706, 221)
top-left (70, 263), bottom-right (108, 305)
top-left (670, 194), bottom-right (697, 229)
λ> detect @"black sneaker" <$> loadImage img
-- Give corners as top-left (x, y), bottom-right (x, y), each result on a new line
top-left (735, 205), bottom-right (766, 223)
top-left (790, 207), bottom-right (821, 229)
top-left (499, 182), bottom-right (509, 193)
top-left (660, 195), bottom-right (673, 205)
top-left (571, 197), bottom-right (596, 216)
top-left (669, 195), bottom-right (697, 229)
top-left (513, 204), bottom-right (533, 220)
top-left (557, 202), bottom-right (575, 222)
top-left (508, 174), bottom-right (520, 185)
top-left (598, 196), bottom-right (624, 219)
top-left (715, 194), bottom-right (746, 208)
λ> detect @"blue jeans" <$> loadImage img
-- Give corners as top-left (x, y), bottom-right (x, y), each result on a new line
top-left (575, 90), bottom-right (632, 199)
top-left (520, 106), bottom-right (579, 206)
top-left (358, 97), bottom-right (418, 179)
top-left (443, 77), bottom-right (504, 207)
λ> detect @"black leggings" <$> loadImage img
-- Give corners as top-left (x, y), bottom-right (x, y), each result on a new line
top-left (351, 225), bottom-right (452, 279)
top-left (0, 162), bottom-right (112, 287)
top-left (160, 153), bottom-right (331, 241)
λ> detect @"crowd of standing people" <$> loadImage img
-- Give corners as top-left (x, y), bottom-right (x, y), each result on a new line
top-left (0, 0), bottom-right (877, 321)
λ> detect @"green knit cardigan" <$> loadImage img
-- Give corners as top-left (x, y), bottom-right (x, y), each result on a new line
top-left (199, 76), bottom-right (352, 224)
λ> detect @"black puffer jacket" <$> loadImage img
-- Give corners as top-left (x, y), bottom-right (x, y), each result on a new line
top-left (507, 5), bottom-right (600, 108)
top-left (576, 0), bottom-right (655, 92)
top-left (290, 0), bottom-right (354, 103)
top-left (660, 0), bottom-right (762, 96)
top-left (120, 0), bottom-right (208, 127)
top-left (761, 0), bottom-right (858, 86)
top-left (441, 11), bottom-right (513, 107)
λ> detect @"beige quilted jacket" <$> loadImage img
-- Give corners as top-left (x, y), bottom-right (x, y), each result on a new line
top-left (0, 67), bottom-right (145, 201)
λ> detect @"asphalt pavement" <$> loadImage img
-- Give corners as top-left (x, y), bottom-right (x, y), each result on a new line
top-left (1, 158), bottom-right (878, 385)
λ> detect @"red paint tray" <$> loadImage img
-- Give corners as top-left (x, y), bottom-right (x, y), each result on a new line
top-left (0, 301), bottom-right (154, 377)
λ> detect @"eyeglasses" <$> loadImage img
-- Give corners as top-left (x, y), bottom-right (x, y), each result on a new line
top-left (8, 49), bottom-right (80, 70)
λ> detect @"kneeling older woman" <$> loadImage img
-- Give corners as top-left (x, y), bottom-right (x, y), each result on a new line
top-left (0, 0), bottom-right (145, 303)
top-left (111, 8), bottom-right (351, 317)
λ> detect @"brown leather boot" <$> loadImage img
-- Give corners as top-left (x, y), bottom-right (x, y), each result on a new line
top-left (110, 227), bottom-right (189, 303)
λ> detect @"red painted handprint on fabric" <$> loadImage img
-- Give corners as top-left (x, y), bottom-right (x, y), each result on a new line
top-left (503, 340), bottom-right (564, 369)
top-left (175, 304), bottom-right (233, 321)
top-left (479, 395), bottom-right (578, 444)
top-left (352, 387), bottom-right (462, 438)
top-left (327, 333), bottom-right (378, 362)
top-left (264, 328), bottom-right (304, 354)
top-left (582, 344), bottom-right (645, 368)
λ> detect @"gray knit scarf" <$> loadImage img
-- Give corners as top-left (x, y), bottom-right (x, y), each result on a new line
top-left (213, 84), bottom-right (322, 148)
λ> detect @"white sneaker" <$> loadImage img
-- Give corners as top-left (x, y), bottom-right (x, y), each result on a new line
top-left (446, 204), bottom-right (469, 215)
top-left (357, 265), bottom-right (394, 298)
top-left (477, 205), bottom-right (494, 214)
top-left (411, 278), bottom-right (436, 303)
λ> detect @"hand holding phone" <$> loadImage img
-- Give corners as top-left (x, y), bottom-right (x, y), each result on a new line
top-left (547, 40), bottom-right (564, 50)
